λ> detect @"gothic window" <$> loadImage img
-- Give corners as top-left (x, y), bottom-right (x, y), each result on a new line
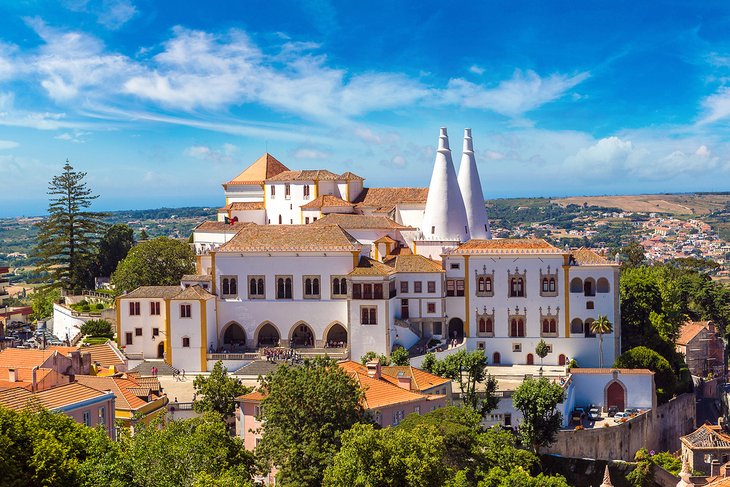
top-left (331, 276), bottom-right (348, 298)
top-left (540, 307), bottom-right (559, 337)
top-left (540, 266), bottom-right (559, 297)
top-left (510, 277), bottom-right (525, 297)
top-left (276, 276), bottom-right (293, 299)
top-left (361, 306), bottom-right (377, 325)
top-left (221, 276), bottom-right (238, 298)
top-left (248, 276), bottom-right (265, 299)
top-left (303, 276), bottom-right (321, 299)
top-left (476, 307), bottom-right (495, 337)
top-left (509, 318), bottom-right (525, 337)
top-left (475, 267), bottom-right (495, 297)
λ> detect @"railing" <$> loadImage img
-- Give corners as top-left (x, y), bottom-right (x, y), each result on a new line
top-left (207, 352), bottom-right (260, 361)
top-left (82, 290), bottom-right (114, 300)
top-left (169, 402), bottom-right (194, 411)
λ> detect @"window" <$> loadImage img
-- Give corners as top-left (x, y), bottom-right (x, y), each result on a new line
top-left (276, 276), bottom-right (293, 299)
top-left (305, 217), bottom-right (310, 224)
top-left (549, 278), bottom-right (556, 292)
top-left (352, 283), bottom-right (362, 299)
top-left (446, 280), bottom-right (455, 296)
top-left (270, 185), bottom-right (275, 197)
top-left (152, 328), bottom-right (159, 337)
top-left (570, 318), bottom-right (584, 334)
top-left (182, 337), bottom-right (190, 347)
top-left (587, 301), bottom-right (594, 310)
top-left (374, 412), bottom-right (382, 425)
top-left (98, 407), bottom-right (106, 426)
top-left (180, 304), bottom-right (192, 318)
top-left (478, 276), bottom-right (493, 293)
top-left (361, 306), bottom-right (377, 325)
top-left (450, 263), bottom-right (460, 270)
top-left (597, 278), bottom-right (610, 293)
top-left (221, 276), bottom-right (238, 297)
top-left (393, 410), bottom-right (405, 426)
top-left (129, 301), bottom-right (140, 316)
top-left (427, 302), bottom-right (436, 313)
top-left (542, 319), bottom-right (557, 335)
top-left (278, 215), bottom-right (282, 224)
top-left (285, 184), bottom-right (291, 199)
top-left (125, 332), bottom-right (133, 345)
top-left (331, 277), bottom-right (348, 297)
top-left (509, 318), bottom-right (525, 337)
top-left (248, 276), bottom-right (265, 299)
top-left (150, 302), bottom-right (160, 315)
top-left (414, 406), bottom-right (421, 415)
top-left (83, 411), bottom-right (91, 427)
top-left (509, 277), bottom-right (525, 297)
top-left (546, 344), bottom-right (553, 353)
top-left (254, 405), bottom-right (263, 418)
top-left (477, 341), bottom-right (485, 350)
top-left (431, 226), bottom-right (435, 235)
top-left (427, 281), bottom-right (436, 293)
top-left (400, 281), bottom-right (409, 293)
top-left (478, 317), bottom-right (493, 334)
top-left (135, 328), bottom-right (142, 336)
top-left (456, 280), bottom-right (464, 297)
top-left (304, 185), bottom-right (310, 198)
top-left (303, 276), bottom-right (321, 299)
top-left (512, 343), bottom-right (522, 352)
top-left (542, 278), bottom-right (549, 293)
top-left (414, 281), bottom-right (422, 293)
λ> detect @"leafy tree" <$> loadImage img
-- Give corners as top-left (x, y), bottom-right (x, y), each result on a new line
top-left (390, 346), bottom-right (410, 366)
top-left (360, 351), bottom-right (389, 365)
top-left (257, 358), bottom-right (365, 487)
top-left (94, 224), bottom-right (134, 277)
top-left (512, 377), bottom-right (565, 453)
top-left (622, 240), bottom-right (646, 268)
top-left (614, 346), bottom-right (676, 402)
top-left (32, 162), bottom-right (108, 292)
top-left (478, 467), bottom-right (570, 487)
top-left (111, 237), bottom-right (195, 293)
top-left (31, 286), bottom-right (61, 320)
top-left (139, 228), bottom-right (149, 241)
top-left (193, 361), bottom-right (249, 420)
top-left (590, 315), bottom-right (613, 368)
top-left (535, 339), bottom-right (549, 366)
top-left (79, 318), bottom-right (113, 338)
top-left (423, 349), bottom-right (498, 416)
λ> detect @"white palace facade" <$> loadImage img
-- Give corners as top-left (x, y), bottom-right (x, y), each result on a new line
top-left (116, 128), bottom-right (621, 372)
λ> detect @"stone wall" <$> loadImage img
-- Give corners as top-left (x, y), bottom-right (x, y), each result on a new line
top-left (545, 393), bottom-right (696, 461)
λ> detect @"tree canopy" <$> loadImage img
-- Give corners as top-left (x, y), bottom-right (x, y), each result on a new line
top-left (111, 237), bottom-right (195, 293)
top-left (79, 319), bottom-right (113, 338)
top-left (614, 346), bottom-right (677, 402)
top-left (389, 346), bottom-right (410, 366)
top-left (512, 377), bottom-right (565, 453)
top-left (94, 223), bottom-right (134, 278)
top-left (193, 361), bottom-right (250, 420)
top-left (30, 286), bottom-right (61, 321)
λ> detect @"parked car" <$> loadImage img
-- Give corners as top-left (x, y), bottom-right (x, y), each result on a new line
top-left (614, 412), bottom-right (629, 422)
top-left (625, 408), bottom-right (639, 416)
top-left (571, 407), bottom-right (586, 421)
top-left (607, 406), bottom-right (619, 417)
top-left (588, 408), bottom-right (601, 420)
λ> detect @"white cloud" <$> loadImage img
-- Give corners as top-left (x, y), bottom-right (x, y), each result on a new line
top-left (292, 148), bottom-right (329, 159)
top-left (699, 87), bottom-right (730, 125)
top-left (54, 130), bottom-right (90, 142)
top-left (469, 64), bottom-right (485, 75)
top-left (0, 140), bottom-right (19, 149)
top-left (184, 143), bottom-right (238, 163)
top-left (63, 0), bottom-right (137, 29)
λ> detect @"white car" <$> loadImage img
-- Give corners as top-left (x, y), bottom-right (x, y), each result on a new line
top-left (588, 408), bottom-right (601, 420)
top-left (614, 412), bottom-right (629, 422)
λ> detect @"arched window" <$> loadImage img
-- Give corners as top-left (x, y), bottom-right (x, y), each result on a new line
top-left (510, 319), bottom-right (517, 337)
top-left (277, 278), bottom-right (285, 299)
top-left (570, 318), bottom-right (584, 334)
top-left (518, 319), bottom-right (525, 336)
top-left (479, 318), bottom-right (486, 333)
top-left (332, 278), bottom-right (340, 295)
top-left (485, 318), bottom-right (493, 333)
top-left (510, 319), bottom-right (524, 337)
top-left (597, 278), bottom-right (610, 293)
top-left (340, 279), bottom-right (347, 294)
top-left (549, 319), bottom-right (556, 333)
top-left (549, 278), bottom-right (556, 292)
top-left (511, 278), bottom-right (518, 296)
top-left (250, 278), bottom-right (257, 296)
top-left (222, 278), bottom-right (230, 295)
top-left (313, 278), bottom-right (320, 295)
top-left (229, 278), bottom-right (237, 295)
top-left (570, 277), bottom-right (583, 293)
top-left (542, 278), bottom-right (549, 292)
top-left (493, 352), bottom-right (501, 364)
top-left (257, 278), bottom-right (264, 295)
top-left (285, 278), bottom-right (292, 298)
top-left (305, 278), bottom-right (312, 295)
top-left (542, 319), bottom-right (550, 334)
top-left (517, 279), bottom-right (524, 296)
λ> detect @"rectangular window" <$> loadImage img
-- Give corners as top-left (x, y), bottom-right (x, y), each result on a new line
top-left (248, 275), bottom-right (266, 299)
top-left (427, 281), bottom-right (436, 293)
top-left (352, 283), bottom-right (362, 299)
top-left (152, 328), bottom-right (159, 337)
top-left (182, 337), bottom-right (190, 347)
top-left (414, 281), bottom-right (422, 293)
top-left (512, 343), bottom-right (522, 352)
top-left (180, 304), bottom-right (192, 318)
top-left (400, 281), bottom-right (409, 293)
top-left (304, 185), bottom-right (310, 197)
top-left (361, 306), bottom-right (377, 325)
top-left (427, 302), bottom-right (436, 313)
top-left (375, 412), bottom-right (382, 425)
top-left (125, 332), bottom-right (133, 345)
top-left (254, 405), bottom-right (262, 418)
top-left (456, 280), bottom-right (465, 297)
top-left (414, 405), bottom-right (421, 415)
top-left (150, 302), bottom-right (160, 315)
top-left (303, 275), bottom-right (321, 299)
top-left (285, 184), bottom-right (291, 199)
top-left (135, 328), bottom-right (142, 336)
top-left (374, 283), bottom-right (383, 299)
top-left (83, 411), bottom-right (91, 427)
top-left (129, 301), bottom-right (140, 316)
top-left (305, 217), bottom-right (310, 224)
top-left (450, 263), bottom-right (460, 270)
top-left (393, 410), bottom-right (405, 426)
top-left (98, 407), bottom-right (106, 426)
top-left (446, 280), bottom-right (455, 297)
top-left (270, 185), bottom-right (275, 197)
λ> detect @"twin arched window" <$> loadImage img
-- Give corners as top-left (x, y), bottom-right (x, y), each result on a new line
top-left (510, 278), bottom-right (525, 297)
top-left (542, 319), bottom-right (557, 334)
top-left (222, 277), bottom-right (237, 296)
top-left (478, 317), bottom-right (493, 334)
top-left (510, 318), bottom-right (525, 337)
top-left (332, 277), bottom-right (347, 296)
top-left (249, 277), bottom-right (264, 297)
top-left (277, 277), bottom-right (293, 299)
top-left (304, 277), bottom-right (320, 297)
top-left (478, 276), bottom-right (492, 293)
top-left (542, 278), bottom-right (556, 293)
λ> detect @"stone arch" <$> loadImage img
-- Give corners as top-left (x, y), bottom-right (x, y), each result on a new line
top-left (570, 318), bottom-right (584, 335)
top-left (254, 321), bottom-right (281, 347)
top-left (157, 341), bottom-right (165, 359)
top-left (605, 377), bottom-right (627, 411)
top-left (289, 321), bottom-right (315, 348)
top-left (570, 277), bottom-right (583, 293)
top-left (221, 321), bottom-right (246, 351)
top-left (597, 277), bottom-right (610, 293)
top-left (493, 352), bottom-right (501, 364)
top-left (324, 321), bottom-right (347, 347)
top-left (584, 278), bottom-right (596, 296)
top-left (448, 318), bottom-right (464, 342)
top-left (585, 318), bottom-right (596, 337)
top-left (526, 353), bottom-right (534, 365)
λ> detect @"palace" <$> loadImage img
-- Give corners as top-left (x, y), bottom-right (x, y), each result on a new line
top-left (116, 128), bottom-right (620, 372)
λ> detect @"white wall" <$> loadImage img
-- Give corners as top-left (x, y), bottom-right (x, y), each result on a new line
top-left (118, 297), bottom-right (167, 359)
top-left (51, 304), bottom-right (84, 343)
top-left (224, 185), bottom-right (264, 203)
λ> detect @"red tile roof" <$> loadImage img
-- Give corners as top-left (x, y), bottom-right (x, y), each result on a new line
top-left (452, 239), bottom-right (562, 255)
top-left (300, 195), bottom-right (354, 209)
top-left (218, 224), bottom-right (361, 252)
top-left (353, 187), bottom-right (428, 211)
top-left (677, 321), bottom-right (713, 346)
top-left (224, 153), bottom-right (289, 186)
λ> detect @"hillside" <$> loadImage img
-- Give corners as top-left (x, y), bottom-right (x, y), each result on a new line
top-left (552, 193), bottom-right (730, 216)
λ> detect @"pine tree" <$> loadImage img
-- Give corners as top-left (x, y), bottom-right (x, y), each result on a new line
top-left (33, 161), bottom-right (107, 292)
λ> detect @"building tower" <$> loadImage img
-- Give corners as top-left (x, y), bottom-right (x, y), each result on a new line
top-left (457, 128), bottom-right (491, 239)
top-left (420, 127), bottom-right (470, 242)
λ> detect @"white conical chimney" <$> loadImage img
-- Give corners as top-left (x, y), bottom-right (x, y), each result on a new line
top-left (421, 128), bottom-right (470, 242)
top-left (458, 128), bottom-right (491, 240)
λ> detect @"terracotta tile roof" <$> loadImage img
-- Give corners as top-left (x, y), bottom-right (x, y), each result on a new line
top-left (46, 346), bottom-right (80, 357)
top-left (224, 153), bottom-right (289, 186)
top-left (380, 365), bottom-right (451, 391)
top-left (571, 248), bottom-right (613, 265)
top-left (373, 235), bottom-right (397, 244)
top-left (311, 214), bottom-right (411, 230)
top-left (194, 221), bottom-right (253, 233)
top-left (338, 361), bottom-right (440, 409)
top-left (677, 321), bottom-right (712, 346)
top-left (181, 274), bottom-right (212, 282)
top-left (390, 246), bottom-right (412, 256)
top-left (0, 382), bottom-right (110, 411)
top-left (84, 341), bottom-right (126, 367)
top-left (383, 255), bottom-right (444, 273)
top-left (121, 286), bottom-right (181, 299)
top-left (218, 224), bottom-right (361, 252)
top-left (135, 377), bottom-right (161, 393)
top-left (75, 375), bottom-right (157, 411)
top-left (300, 195), bottom-right (354, 209)
top-left (349, 257), bottom-right (396, 276)
top-left (237, 390), bottom-right (267, 402)
top-left (451, 239), bottom-right (562, 255)
top-left (0, 387), bottom-right (33, 409)
top-left (173, 284), bottom-right (216, 301)
top-left (218, 202), bottom-right (265, 212)
top-left (0, 349), bottom-right (56, 369)
top-left (266, 169), bottom-right (342, 182)
top-left (353, 187), bottom-right (429, 211)
top-left (127, 387), bottom-right (151, 398)
top-left (339, 171), bottom-right (364, 181)
top-left (570, 368), bottom-right (654, 375)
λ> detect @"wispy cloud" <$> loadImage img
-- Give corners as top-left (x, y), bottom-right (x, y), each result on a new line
top-left (0, 140), bottom-right (19, 149)
top-left (62, 0), bottom-right (138, 29)
top-left (184, 143), bottom-right (239, 163)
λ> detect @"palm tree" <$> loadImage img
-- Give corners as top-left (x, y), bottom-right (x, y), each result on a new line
top-left (591, 315), bottom-right (613, 368)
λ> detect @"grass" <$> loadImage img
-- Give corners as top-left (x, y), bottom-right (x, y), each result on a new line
top-left (82, 336), bottom-right (112, 345)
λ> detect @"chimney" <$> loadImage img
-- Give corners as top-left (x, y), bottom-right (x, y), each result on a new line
top-left (457, 128), bottom-right (492, 240)
top-left (32, 366), bottom-right (38, 393)
top-left (366, 360), bottom-right (381, 380)
top-left (396, 372), bottom-right (412, 391)
top-left (8, 368), bottom-right (16, 382)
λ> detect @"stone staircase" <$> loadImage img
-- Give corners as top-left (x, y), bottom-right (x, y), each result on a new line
top-left (130, 360), bottom-right (179, 376)
top-left (407, 336), bottom-right (432, 357)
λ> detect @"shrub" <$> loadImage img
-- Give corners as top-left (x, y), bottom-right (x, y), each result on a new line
top-left (80, 319), bottom-right (114, 338)
top-left (78, 300), bottom-right (88, 306)
top-left (95, 303), bottom-right (104, 310)
top-left (81, 304), bottom-right (91, 312)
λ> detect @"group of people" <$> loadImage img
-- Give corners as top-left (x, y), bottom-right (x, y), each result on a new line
top-left (262, 347), bottom-right (302, 364)
top-left (325, 340), bottom-right (346, 348)
top-left (172, 368), bottom-right (186, 381)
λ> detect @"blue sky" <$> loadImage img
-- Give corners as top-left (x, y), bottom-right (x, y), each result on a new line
top-left (2, 1), bottom-right (730, 217)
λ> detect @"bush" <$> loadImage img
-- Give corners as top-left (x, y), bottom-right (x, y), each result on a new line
top-left (78, 300), bottom-right (88, 306)
top-left (614, 346), bottom-right (677, 402)
top-left (390, 346), bottom-right (410, 365)
top-left (80, 319), bottom-right (114, 338)
top-left (81, 304), bottom-right (91, 312)
top-left (95, 303), bottom-right (104, 310)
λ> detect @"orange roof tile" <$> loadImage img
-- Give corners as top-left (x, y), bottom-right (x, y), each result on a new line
top-left (452, 239), bottom-right (562, 255)
top-left (380, 365), bottom-right (451, 391)
top-left (312, 214), bottom-right (411, 230)
top-left (373, 235), bottom-right (397, 244)
top-left (224, 153), bottom-right (289, 186)
top-left (218, 224), bottom-right (361, 252)
top-left (571, 248), bottom-right (614, 265)
top-left (121, 286), bottom-right (181, 299)
top-left (194, 221), bottom-right (253, 233)
top-left (83, 341), bottom-right (126, 367)
top-left (0, 382), bottom-right (110, 411)
top-left (0, 349), bottom-right (57, 369)
top-left (383, 254), bottom-right (444, 273)
top-left (339, 171), bottom-right (364, 181)
top-left (181, 274), bottom-right (212, 282)
top-left (353, 187), bottom-right (428, 211)
top-left (300, 195), bottom-right (354, 209)
top-left (677, 321), bottom-right (712, 346)
top-left (172, 285), bottom-right (216, 301)
top-left (349, 257), bottom-right (396, 276)
top-left (266, 169), bottom-right (342, 182)
top-left (75, 375), bottom-right (157, 411)
top-left (218, 202), bottom-right (265, 212)
top-left (237, 390), bottom-right (267, 402)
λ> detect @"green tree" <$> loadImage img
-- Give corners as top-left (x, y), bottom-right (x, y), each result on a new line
top-left (193, 361), bottom-right (249, 420)
top-left (423, 349), bottom-right (499, 416)
top-left (590, 315), bottom-right (613, 368)
top-left (94, 224), bottom-right (134, 277)
top-left (535, 339), bottom-right (549, 367)
top-left (33, 162), bottom-right (108, 292)
top-left (111, 237), bottom-right (195, 292)
top-left (257, 357), bottom-right (365, 487)
top-left (622, 240), bottom-right (646, 268)
top-left (360, 351), bottom-right (389, 365)
top-left (79, 318), bottom-right (113, 338)
top-left (31, 286), bottom-right (61, 320)
top-left (139, 228), bottom-right (149, 241)
top-left (614, 346), bottom-right (677, 402)
top-left (512, 377), bottom-right (565, 453)
top-left (390, 346), bottom-right (410, 366)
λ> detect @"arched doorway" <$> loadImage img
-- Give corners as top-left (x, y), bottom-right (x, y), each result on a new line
top-left (157, 341), bottom-right (165, 359)
top-left (223, 322), bottom-right (246, 352)
top-left (326, 323), bottom-right (347, 348)
top-left (291, 323), bottom-right (315, 348)
top-left (257, 322), bottom-right (280, 347)
top-left (558, 354), bottom-right (567, 366)
top-left (526, 353), bottom-right (534, 365)
top-left (606, 381), bottom-right (626, 411)
top-left (448, 318), bottom-right (464, 343)
top-left (493, 352), bottom-right (501, 364)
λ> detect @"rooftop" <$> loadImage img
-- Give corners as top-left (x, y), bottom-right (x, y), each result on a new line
top-left (682, 424), bottom-right (730, 449)
top-left (349, 257), bottom-right (396, 276)
top-left (677, 320), bottom-right (713, 346)
top-left (218, 202), bottom-right (265, 212)
top-left (300, 194), bottom-right (354, 209)
top-left (0, 382), bottom-right (110, 411)
top-left (352, 187), bottom-right (429, 212)
top-left (75, 375), bottom-right (161, 411)
top-left (450, 238), bottom-right (563, 255)
top-left (194, 221), bottom-right (253, 233)
top-left (383, 254), bottom-right (444, 273)
top-left (266, 169), bottom-right (342, 182)
top-left (218, 224), bottom-right (361, 252)
top-left (311, 213), bottom-right (411, 230)
top-left (571, 248), bottom-right (615, 266)
top-left (224, 153), bottom-right (289, 186)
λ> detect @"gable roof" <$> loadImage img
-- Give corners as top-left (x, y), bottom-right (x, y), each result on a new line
top-left (380, 365), bottom-right (451, 391)
top-left (84, 341), bottom-right (126, 367)
top-left (75, 375), bottom-right (159, 411)
top-left (300, 195), bottom-right (354, 209)
top-left (266, 169), bottom-right (342, 182)
top-left (349, 257), bottom-right (396, 276)
top-left (218, 202), bottom-right (265, 212)
top-left (450, 238), bottom-right (562, 255)
top-left (121, 286), bottom-right (182, 299)
top-left (339, 171), bottom-right (364, 181)
top-left (677, 321), bottom-right (712, 346)
top-left (0, 349), bottom-right (57, 369)
top-left (0, 382), bottom-right (110, 411)
top-left (224, 153), bottom-right (289, 186)
top-left (311, 214), bottom-right (411, 230)
top-left (352, 187), bottom-right (429, 212)
top-left (172, 285), bottom-right (216, 301)
top-left (383, 254), bottom-right (444, 273)
top-left (571, 248), bottom-right (614, 266)
top-left (218, 224), bottom-right (361, 252)
top-left (194, 221), bottom-right (253, 233)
